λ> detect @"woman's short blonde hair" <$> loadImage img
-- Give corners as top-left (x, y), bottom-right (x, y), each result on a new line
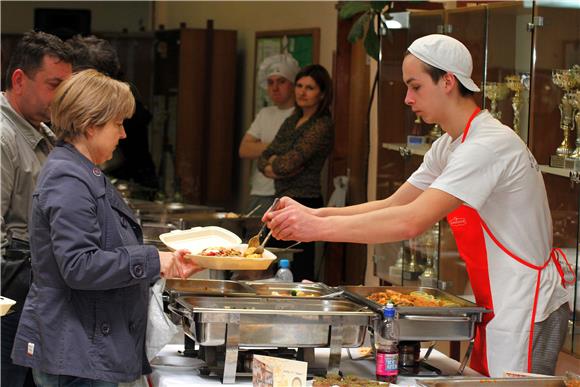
top-left (51, 69), bottom-right (135, 141)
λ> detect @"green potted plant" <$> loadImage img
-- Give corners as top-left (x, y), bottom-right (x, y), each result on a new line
top-left (339, 1), bottom-right (391, 61)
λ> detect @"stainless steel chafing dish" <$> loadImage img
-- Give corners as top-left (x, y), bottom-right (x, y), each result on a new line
top-left (417, 376), bottom-right (567, 386)
top-left (341, 286), bottom-right (489, 341)
top-left (164, 279), bottom-right (256, 299)
top-left (169, 295), bottom-right (374, 383)
top-left (164, 280), bottom-right (337, 300)
top-left (243, 281), bottom-right (335, 298)
top-left (172, 296), bottom-right (373, 347)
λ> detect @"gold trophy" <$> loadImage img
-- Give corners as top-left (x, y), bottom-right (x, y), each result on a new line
top-left (428, 124), bottom-right (442, 143)
top-left (484, 82), bottom-right (509, 120)
top-left (566, 89), bottom-right (580, 170)
top-left (389, 246), bottom-right (405, 279)
top-left (419, 229), bottom-right (438, 288)
top-left (551, 68), bottom-right (579, 168)
top-left (505, 74), bottom-right (529, 136)
top-left (403, 239), bottom-right (423, 281)
top-left (566, 66), bottom-right (580, 168)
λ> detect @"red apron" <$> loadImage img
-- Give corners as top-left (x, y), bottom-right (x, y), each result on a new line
top-left (446, 108), bottom-right (575, 376)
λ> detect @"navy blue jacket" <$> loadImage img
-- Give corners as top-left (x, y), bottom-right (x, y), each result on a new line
top-left (11, 141), bottom-right (160, 383)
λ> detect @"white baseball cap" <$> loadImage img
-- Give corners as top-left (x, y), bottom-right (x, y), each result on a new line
top-left (408, 34), bottom-right (480, 92)
top-left (258, 53), bottom-right (300, 90)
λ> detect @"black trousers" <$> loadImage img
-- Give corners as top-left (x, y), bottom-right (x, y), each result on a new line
top-left (1, 239), bottom-right (35, 387)
top-left (269, 196), bottom-right (323, 282)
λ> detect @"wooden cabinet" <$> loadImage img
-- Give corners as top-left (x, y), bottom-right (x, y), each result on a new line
top-left (375, 2), bottom-right (580, 356)
top-left (153, 24), bottom-right (237, 208)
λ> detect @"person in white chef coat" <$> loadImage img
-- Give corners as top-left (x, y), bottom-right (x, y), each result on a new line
top-left (239, 53), bottom-right (300, 217)
top-left (263, 34), bottom-right (574, 377)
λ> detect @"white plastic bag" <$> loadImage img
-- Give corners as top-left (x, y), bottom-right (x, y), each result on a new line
top-left (120, 278), bottom-right (179, 387)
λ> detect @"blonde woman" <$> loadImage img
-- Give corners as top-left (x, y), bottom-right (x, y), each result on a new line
top-left (11, 69), bottom-right (202, 386)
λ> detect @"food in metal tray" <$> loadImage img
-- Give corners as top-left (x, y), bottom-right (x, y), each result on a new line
top-left (368, 289), bottom-right (458, 307)
top-left (199, 246), bottom-right (263, 258)
top-left (268, 289), bottom-right (316, 297)
top-left (312, 374), bottom-right (388, 386)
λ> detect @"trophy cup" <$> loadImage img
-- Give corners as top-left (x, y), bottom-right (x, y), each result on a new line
top-left (505, 74), bottom-right (529, 136)
top-left (419, 231), bottom-right (438, 288)
top-left (388, 246), bottom-right (405, 279)
top-left (403, 239), bottom-right (423, 281)
top-left (565, 89), bottom-right (580, 170)
top-left (551, 68), bottom-right (579, 168)
top-left (428, 124), bottom-right (442, 143)
top-left (484, 82), bottom-right (509, 119)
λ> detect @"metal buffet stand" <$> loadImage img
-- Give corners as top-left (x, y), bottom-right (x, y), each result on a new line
top-left (163, 280), bottom-right (489, 384)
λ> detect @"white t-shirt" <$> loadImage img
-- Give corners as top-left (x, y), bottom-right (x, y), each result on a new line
top-left (408, 110), bottom-right (569, 322)
top-left (246, 105), bottom-right (294, 196)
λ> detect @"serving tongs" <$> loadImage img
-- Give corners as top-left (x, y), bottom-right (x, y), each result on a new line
top-left (246, 198), bottom-right (280, 254)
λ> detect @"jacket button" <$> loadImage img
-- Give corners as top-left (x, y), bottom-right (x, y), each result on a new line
top-left (134, 264), bottom-right (144, 277)
top-left (101, 322), bottom-right (111, 336)
top-left (129, 322), bottom-right (136, 332)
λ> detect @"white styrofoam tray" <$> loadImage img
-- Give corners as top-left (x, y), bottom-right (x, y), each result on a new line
top-left (159, 226), bottom-right (276, 270)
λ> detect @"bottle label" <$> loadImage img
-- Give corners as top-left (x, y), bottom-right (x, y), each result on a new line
top-left (376, 352), bottom-right (399, 376)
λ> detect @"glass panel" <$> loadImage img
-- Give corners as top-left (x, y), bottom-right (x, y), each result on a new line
top-left (531, 2), bottom-right (580, 356)
top-left (407, 11), bottom-right (445, 143)
top-left (374, 10), bottom-right (444, 285)
top-left (446, 5), bottom-right (487, 108)
top-left (485, 2), bottom-right (533, 142)
top-left (529, 3), bottom-right (580, 166)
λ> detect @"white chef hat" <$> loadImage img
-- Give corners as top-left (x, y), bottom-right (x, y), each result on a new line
top-left (258, 53), bottom-right (300, 90)
top-left (408, 34), bottom-right (480, 92)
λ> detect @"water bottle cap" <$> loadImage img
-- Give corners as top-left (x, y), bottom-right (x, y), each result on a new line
top-left (279, 259), bottom-right (290, 268)
top-left (383, 302), bottom-right (396, 318)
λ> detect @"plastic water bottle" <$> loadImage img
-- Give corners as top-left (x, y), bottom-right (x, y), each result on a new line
top-left (275, 259), bottom-right (293, 282)
top-left (375, 302), bottom-right (399, 383)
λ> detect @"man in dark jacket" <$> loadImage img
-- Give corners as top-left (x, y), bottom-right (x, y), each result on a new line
top-left (66, 35), bottom-right (159, 191)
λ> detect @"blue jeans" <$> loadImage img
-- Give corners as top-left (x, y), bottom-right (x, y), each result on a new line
top-left (32, 370), bottom-right (117, 387)
top-left (1, 308), bottom-right (35, 387)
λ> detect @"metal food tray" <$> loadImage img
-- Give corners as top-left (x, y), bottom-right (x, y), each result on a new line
top-left (164, 279), bottom-right (256, 302)
top-left (417, 376), bottom-right (566, 386)
top-left (171, 295), bottom-right (374, 347)
top-left (243, 281), bottom-right (335, 298)
top-left (341, 286), bottom-right (489, 341)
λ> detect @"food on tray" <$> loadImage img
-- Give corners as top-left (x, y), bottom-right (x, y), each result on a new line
top-left (269, 290), bottom-right (316, 297)
top-left (242, 246), bottom-right (262, 258)
top-left (290, 289), bottom-right (315, 297)
top-left (199, 247), bottom-right (241, 257)
top-left (368, 289), bottom-right (458, 307)
top-left (199, 246), bottom-right (263, 258)
top-left (312, 374), bottom-right (387, 386)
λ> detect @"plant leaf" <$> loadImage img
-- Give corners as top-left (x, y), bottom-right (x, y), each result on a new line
top-left (364, 17), bottom-right (380, 61)
top-left (347, 13), bottom-right (369, 44)
top-left (370, 1), bottom-right (389, 12)
top-left (339, 2), bottom-right (372, 20)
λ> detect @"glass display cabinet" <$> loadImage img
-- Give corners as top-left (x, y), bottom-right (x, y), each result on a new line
top-left (374, 1), bottom-right (579, 356)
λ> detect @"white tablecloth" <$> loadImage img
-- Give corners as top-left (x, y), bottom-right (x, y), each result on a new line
top-left (150, 344), bottom-right (481, 386)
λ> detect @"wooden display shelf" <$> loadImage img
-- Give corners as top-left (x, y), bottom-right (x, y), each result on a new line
top-left (539, 165), bottom-right (574, 178)
top-left (382, 142), bottom-right (431, 157)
